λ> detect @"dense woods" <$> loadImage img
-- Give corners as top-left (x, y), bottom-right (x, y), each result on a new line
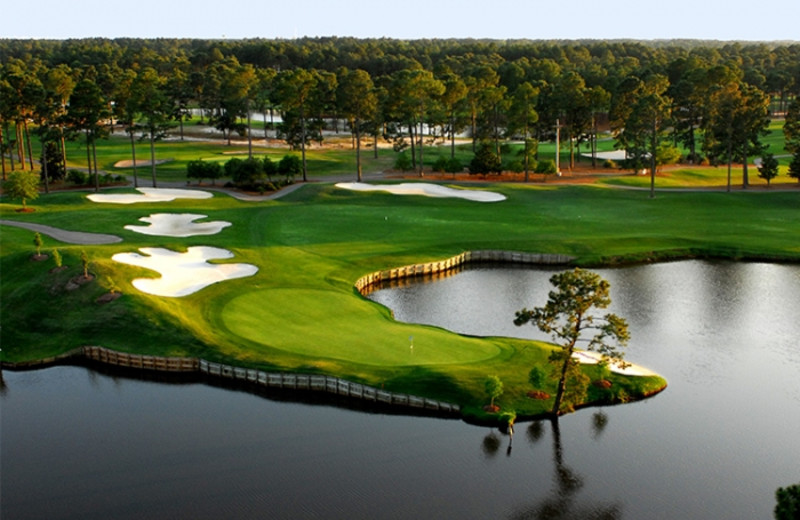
top-left (2, 37), bottom-right (799, 185)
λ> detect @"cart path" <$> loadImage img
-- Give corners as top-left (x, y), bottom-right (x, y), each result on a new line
top-left (0, 220), bottom-right (123, 245)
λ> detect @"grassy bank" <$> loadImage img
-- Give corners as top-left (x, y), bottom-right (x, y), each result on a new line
top-left (2, 182), bottom-right (798, 420)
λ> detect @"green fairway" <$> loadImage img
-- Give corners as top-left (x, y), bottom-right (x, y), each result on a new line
top-left (2, 180), bottom-right (798, 421)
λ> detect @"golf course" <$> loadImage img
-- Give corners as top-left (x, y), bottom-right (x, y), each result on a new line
top-left (2, 140), bottom-right (799, 423)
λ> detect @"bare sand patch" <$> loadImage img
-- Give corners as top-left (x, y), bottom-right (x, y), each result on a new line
top-left (125, 213), bottom-right (232, 237)
top-left (111, 246), bottom-right (258, 297)
top-left (572, 350), bottom-right (656, 377)
top-left (88, 188), bottom-right (213, 204)
top-left (335, 182), bottom-right (506, 202)
top-left (114, 158), bottom-right (173, 168)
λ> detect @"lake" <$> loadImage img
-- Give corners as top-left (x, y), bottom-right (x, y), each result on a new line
top-left (3, 261), bottom-right (799, 519)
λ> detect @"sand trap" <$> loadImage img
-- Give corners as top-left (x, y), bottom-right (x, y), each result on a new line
top-left (113, 158), bottom-right (173, 168)
top-left (88, 188), bottom-right (213, 204)
top-left (572, 350), bottom-right (656, 377)
top-left (112, 246), bottom-right (258, 297)
top-left (125, 213), bottom-right (232, 237)
top-left (335, 182), bottom-right (506, 202)
top-left (582, 150), bottom-right (629, 161)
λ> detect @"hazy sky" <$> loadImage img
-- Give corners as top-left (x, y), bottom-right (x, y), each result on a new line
top-left (3, 0), bottom-right (799, 41)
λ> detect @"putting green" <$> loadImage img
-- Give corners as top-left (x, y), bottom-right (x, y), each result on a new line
top-left (221, 288), bottom-right (501, 366)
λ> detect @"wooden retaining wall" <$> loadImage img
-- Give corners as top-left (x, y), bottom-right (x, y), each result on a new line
top-left (1, 346), bottom-right (459, 416)
top-left (355, 250), bottom-right (575, 294)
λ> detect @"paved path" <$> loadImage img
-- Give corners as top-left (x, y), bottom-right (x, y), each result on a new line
top-left (0, 220), bottom-right (123, 245)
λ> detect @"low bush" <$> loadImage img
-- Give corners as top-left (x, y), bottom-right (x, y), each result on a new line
top-left (603, 159), bottom-right (618, 169)
top-left (394, 152), bottom-right (413, 172)
top-left (66, 169), bottom-right (88, 185)
top-left (535, 159), bottom-right (558, 174)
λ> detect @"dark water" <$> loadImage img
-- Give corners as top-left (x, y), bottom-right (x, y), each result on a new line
top-left (2, 261), bottom-right (799, 519)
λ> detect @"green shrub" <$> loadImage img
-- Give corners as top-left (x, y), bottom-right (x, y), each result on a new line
top-left (445, 157), bottom-right (463, 174)
top-left (602, 159), bottom-right (618, 169)
top-left (506, 160), bottom-right (524, 173)
top-left (432, 156), bottom-right (449, 173)
top-left (469, 142), bottom-right (502, 175)
top-left (394, 152), bottom-right (413, 172)
top-left (66, 169), bottom-right (88, 185)
top-left (535, 159), bottom-right (558, 174)
top-left (278, 154), bottom-right (301, 181)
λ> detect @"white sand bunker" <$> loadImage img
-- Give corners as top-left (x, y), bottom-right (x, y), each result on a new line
top-left (88, 188), bottom-right (213, 204)
top-left (125, 213), bottom-right (231, 237)
top-left (335, 182), bottom-right (506, 202)
top-left (572, 350), bottom-right (656, 377)
top-left (113, 158), bottom-right (172, 168)
top-left (112, 246), bottom-right (258, 297)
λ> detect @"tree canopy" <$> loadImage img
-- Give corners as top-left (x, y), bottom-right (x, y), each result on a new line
top-left (1, 37), bottom-right (797, 183)
top-left (514, 268), bottom-right (629, 416)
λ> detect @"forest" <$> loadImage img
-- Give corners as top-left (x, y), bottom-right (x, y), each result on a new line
top-left (2, 37), bottom-right (800, 186)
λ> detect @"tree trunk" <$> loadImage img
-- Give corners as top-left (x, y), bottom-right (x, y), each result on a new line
top-left (569, 129), bottom-right (575, 170)
top-left (60, 127), bottom-right (68, 174)
top-left (409, 121), bottom-right (417, 172)
top-left (471, 108), bottom-right (477, 153)
top-left (726, 139), bottom-right (733, 193)
top-left (129, 128), bottom-right (138, 188)
top-left (590, 112), bottom-right (597, 168)
top-left (300, 107), bottom-right (307, 182)
top-left (85, 129), bottom-right (94, 190)
top-left (6, 122), bottom-right (16, 172)
top-left (524, 123), bottom-right (530, 183)
top-left (93, 138), bottom-right (100, 192)
top-left (16, 123), bottom-right (25, 170)
top-left (418, 120), bottom-right (424, 177)
top-left (741, 145), bottom-right (749, 189)
top-left (42, 138), bottom-right (49, 194)
top-left (23, 120), bottom-right (34, 170)
top-left (247, 108), bottom-right (253, 159)
top-left (149, 130), bottom-right (157, 188)
top-left (551, 343), bottom-right (575, 416)
top-left (355, 119), bottom-right (362, 182)
top-left (0, 125), bottom-right (6, 181)
top-left (650, 117), bottom-right (657, 199)
top-left (555, 119), bottom-right (561, 175)
top-left (450, 113), bottom-right (456, 159)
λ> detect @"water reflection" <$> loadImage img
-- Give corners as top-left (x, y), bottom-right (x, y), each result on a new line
top-left (510, 419), bottom-right (622, 520)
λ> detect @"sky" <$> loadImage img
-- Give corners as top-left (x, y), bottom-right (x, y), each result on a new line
top-left (3, 0), bottom-right (799, 42)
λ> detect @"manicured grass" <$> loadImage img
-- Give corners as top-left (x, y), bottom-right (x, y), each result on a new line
top-left (2, 168), bottom-right (798, 421)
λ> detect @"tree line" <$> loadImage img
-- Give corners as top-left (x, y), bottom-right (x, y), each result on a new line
top-left (2, 37), bottom-right (799, 191)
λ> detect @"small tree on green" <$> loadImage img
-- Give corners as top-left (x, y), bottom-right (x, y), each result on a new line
top-left (515, 268), bottom-right (629, 416)
top-left (3, 170), bottom-right (40, 210)
top-left (528, 366), bottom-right (546, 389)
top-left (52, 248), bottom-right (62, 268)
top-left (33, 232), bottom-right (43, 256)
top-left (80, 250), bottom-right (90, 278)
top-left (757, 153), bottom-right (780, 186)
top-left (484, 375), bottom-right (503, 410)
top-left (105, 276), bottom-right (120, 294)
